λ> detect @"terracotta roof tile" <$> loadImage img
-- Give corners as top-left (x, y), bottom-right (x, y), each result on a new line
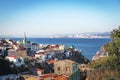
top-left (40, 73), bottom-right (55, 79)
top-left (47, 59), bottom-right (56, 64)
top-left (6, 55), bottom-right (19, 59)
top-left (35, 69), bottom-right (44, 71)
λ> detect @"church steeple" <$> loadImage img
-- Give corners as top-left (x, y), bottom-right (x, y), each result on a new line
top-left (23, 32), bottom-right (27, 45)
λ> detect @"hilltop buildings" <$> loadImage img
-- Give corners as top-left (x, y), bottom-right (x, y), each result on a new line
top-left (0, 33), bottom-right (88, 80)
top-left (92, 46), bottom-right (109, 61)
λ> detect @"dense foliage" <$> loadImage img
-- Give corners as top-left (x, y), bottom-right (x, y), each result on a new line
top-left (109, 26), bottom-right (120, 56)
top-left (87, 26), bottom-right (120, 80)
top-left (0, 56), bottom-right (13, 75)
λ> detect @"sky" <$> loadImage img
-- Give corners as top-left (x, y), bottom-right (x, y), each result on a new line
top-left (0, 0), bottom-right (120, 37)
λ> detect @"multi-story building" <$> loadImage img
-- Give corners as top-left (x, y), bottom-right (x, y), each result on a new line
top-left (31, 43), bottom-right (39, 51)
top-left (54, 59), bottom-right (80, 80)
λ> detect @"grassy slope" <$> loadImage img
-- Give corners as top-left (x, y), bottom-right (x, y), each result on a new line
top-left (87, 56), bottom-right (120, 80)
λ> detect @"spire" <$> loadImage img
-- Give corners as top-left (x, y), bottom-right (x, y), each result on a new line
top-left (23, 32), bottom-right (27, 44)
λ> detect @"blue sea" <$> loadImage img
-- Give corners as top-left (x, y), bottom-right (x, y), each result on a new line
top-left (10, 38), bottom-right (110, 60)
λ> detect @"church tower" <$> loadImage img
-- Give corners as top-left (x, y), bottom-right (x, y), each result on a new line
top-left (23, 33), bottom-right (27, 45)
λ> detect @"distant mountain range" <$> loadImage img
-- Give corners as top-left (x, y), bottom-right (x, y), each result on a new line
top-left (50, 32), bottom-right (110, 38)
top-left (0, 32), bottom-right (110, 38)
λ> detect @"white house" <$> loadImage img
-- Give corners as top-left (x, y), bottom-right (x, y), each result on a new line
top-left (5, 39), bottom-right (13, 45)
top-left (35, 53), bottom-right (45, 62)
top-left (6, 55), bottom-right (25, 67)
top-left (59, 45), bottom-right (67, 50)
top-left (8, 49), bottom-right (17, 55)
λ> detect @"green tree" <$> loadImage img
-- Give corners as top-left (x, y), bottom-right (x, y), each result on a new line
top-left (109, 26), bottom-right (120, 56)
top-left (87, 26), bottom-right (120, 80)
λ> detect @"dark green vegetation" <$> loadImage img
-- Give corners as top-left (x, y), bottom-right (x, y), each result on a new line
top-left (87, 26), bottom-right (120, 80)
top-left (0, 56), bottom-right (29, 76)
top-left (0, 56), bottom-right (13, 75)
top-left (0, 47), bottom-right (89, 76)
top-left (109, 26), bottom-right (120, 56)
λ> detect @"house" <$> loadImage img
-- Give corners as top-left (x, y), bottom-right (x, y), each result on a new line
top-left (0, 74), bottom-right (20, 80)
top-left (50, 44), bottom-right (59, 50)
top-left (0, 43), bottom-right (7, 56)
top-left (35, 53), bottom-right (45, 62)
top-left (59, 45), bottom-right (67, 51)
top-left (6, 55), bottom-right (24, 67)
top-left (5, 39), bottom-right (14, 45)
top-left (92, 55), bottom-right (100, 61)
top-left (39, 44), bottom-right (44, 49)
top-left (13, 44), bottom-right (19, 50)
top-left (45, 52), bottom-right (55, 60)
top-left (47, 59), bottom-right (57, 70)
top-left (54, 59), bottom-right (80, 80)
top-left (78, 64), bottom-right (87, 71)
top-left (92, 51), bottom-right (109, 61)
top-left (8, 49), bottom-right (17, 55)
top-left (31, 43), bottom-right (39, 51)
top-left (24, 41), bottom-right (31, 51)
top-left (6, 55), bottom-right (19, 62)
top-left (18, 49), bottom-right (27, 58)
top-left (53, 51), bottom-right (66, 60)
top-left (64, 51), bottom-right (70, 58)
top-left (36, 49), bottom-right (45, 54)
top-left (34, 69), bottom-right (44, 76)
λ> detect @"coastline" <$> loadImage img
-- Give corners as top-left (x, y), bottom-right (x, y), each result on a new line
top-left (8, 38), bottom-right (110, 60)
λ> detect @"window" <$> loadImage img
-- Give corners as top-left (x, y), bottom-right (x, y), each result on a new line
top-left (73, 64), bottom-right (77, 71)
top-left (0, 50), bottom-right (2, 53)
top-left (6, 78), bottom-right (10, 80)
top-left (57, 67), bottom-right (60, 71)
top-left (66, 67), bottom-right (70, 71)
top-left (73, 65), bottom-right (76, 71)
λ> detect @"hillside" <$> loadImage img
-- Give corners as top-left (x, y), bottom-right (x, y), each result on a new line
top-left (86, 26), bottom-right (120, 80)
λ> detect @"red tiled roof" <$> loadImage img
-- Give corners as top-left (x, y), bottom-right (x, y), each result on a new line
top-left (40, 74), bottom-right (68, 80)
top-left (47, 59), bottom-right (56, 64)
top-left (19, 45), bottom-right (26, 50)
top-left (54, 75), bottom-right (67, 80)
top-left (6, 55), bottom-right (19, 59)
top-left (40, 73), bottom-right (55, 79)
top-left (35, 53), bottom-right (44, 56)
top-left (36, 68), bottom-right (44, 71)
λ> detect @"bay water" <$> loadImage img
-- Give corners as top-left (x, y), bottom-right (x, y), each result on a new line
top-left (11, 38), bottom-right (110, 60)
